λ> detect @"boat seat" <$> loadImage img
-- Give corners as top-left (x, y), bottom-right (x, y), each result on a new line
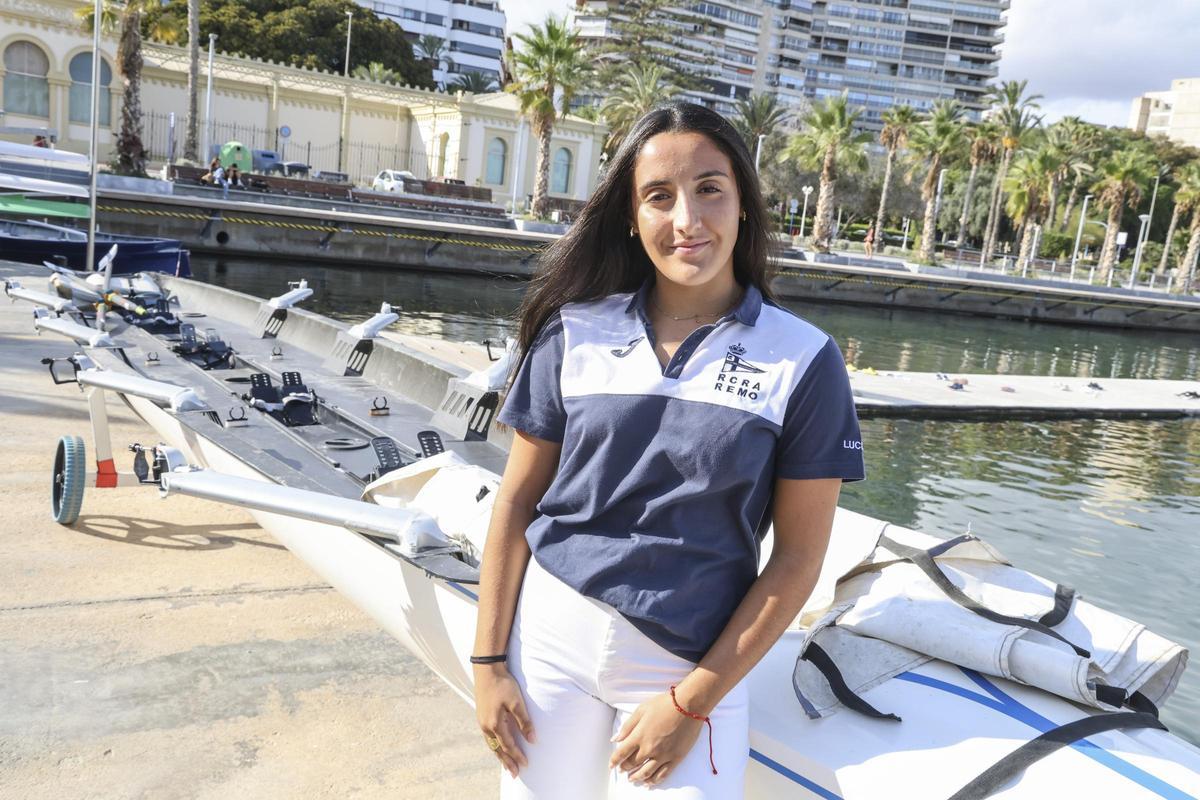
top-left (172, 324), bottom-right (235, 370)
top-left (124, 298), bottom-right (180, 334)
top-left (244, 372), bottom-right (318, 427)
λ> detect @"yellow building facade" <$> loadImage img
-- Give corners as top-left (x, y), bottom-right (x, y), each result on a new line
top-left (0, 0), bottom-right (607, 207)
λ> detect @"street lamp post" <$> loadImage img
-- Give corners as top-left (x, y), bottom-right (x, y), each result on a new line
top-left (1069, 194), bottom-right (1092, 281)
top-left (933, 167), bottom-right (948, 241)
top-left (203, 33), bottom-right (216, 162)
top-left (344, 11), bottom-right (354, 78)
top-left (798, 185), bottom-right (813, 242)
top-left (754, 134), bottom-right (766, 173)
top-left (85, 0), bottom-right (102, 275)
top-left (1129, 213), bottom-right (1152, 289)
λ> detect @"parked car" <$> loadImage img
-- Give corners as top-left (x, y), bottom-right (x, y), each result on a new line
top-left (251, 148), bottom-right (310, 177)
top-left (372, 169), bottom-right (416, 192)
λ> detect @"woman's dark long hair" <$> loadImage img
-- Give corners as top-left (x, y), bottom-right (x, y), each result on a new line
top-left (509, 100), bottom-right (780, 377)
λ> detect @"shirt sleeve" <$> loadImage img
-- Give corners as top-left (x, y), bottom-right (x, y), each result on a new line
top-left (496, 311), bottom-right (567, 443)
top-left (775, 336), bottom-right (865, 482)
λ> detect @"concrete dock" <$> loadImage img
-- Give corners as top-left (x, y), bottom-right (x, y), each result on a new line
top-left (0, 263), bottom-right (498, 797)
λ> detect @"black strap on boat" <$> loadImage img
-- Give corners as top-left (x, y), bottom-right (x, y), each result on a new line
top-left (878, 534), bottom-right (1091, 659)
top-left (1093, 684), bottom-right (1160, 717)
top-left (947, 711), bottom-right (1167, 800)
top-left (1036, 583), bottom-right (1076, 627)
top-left (800, 642), bottom-right (902, 722)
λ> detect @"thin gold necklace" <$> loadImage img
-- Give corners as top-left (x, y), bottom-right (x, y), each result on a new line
top-left (650, 289), bottom-right (742, 322)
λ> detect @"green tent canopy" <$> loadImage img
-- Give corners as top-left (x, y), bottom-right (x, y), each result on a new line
top-left (0, 195), bottom-right (89, 219)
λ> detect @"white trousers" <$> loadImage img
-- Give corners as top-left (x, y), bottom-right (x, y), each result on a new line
top-left (499, 555), bottom-right (750, 799)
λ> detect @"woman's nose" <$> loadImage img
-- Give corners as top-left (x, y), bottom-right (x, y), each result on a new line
top-left (673, 195), bottom-right (700, 231)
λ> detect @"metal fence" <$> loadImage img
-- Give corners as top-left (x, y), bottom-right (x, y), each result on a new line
top-left (142, 110), bottom-right (443, 186)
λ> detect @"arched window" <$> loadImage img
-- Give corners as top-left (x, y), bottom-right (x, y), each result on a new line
top-left (550, 147), bottom-right (572, 194)
top-left (485, 137), bottom-right (506, 185)
top-left (3, 41), bottom-right (50, 118)
top-left (68, 52), bottom-right (113, 126)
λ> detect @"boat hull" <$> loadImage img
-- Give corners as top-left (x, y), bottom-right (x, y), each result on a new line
top-left (1, 232), bottom-right (191, 276)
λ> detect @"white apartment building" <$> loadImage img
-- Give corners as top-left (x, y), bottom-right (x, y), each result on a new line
top-left (574, 0), bottom-right (1007, 128)
top-left (359, 0), bottom-right (506, 89)
top-left (1129, 79), bottom-right (1200, 150)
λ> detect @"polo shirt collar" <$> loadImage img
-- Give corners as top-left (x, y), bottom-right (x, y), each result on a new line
top-left (625, 274), bottom-right (762, 326)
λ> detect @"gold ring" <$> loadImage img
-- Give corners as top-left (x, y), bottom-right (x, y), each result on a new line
top-left (486, 736), bottom-right (501, 751)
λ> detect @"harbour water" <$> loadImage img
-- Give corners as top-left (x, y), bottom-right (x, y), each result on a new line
top-left (192, 256), bottom-right (1200, 744)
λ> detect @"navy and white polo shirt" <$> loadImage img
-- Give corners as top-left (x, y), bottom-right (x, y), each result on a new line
top-left (497, 275), bottom-right (865, 663)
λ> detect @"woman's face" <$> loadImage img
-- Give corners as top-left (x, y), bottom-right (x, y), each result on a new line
top-left (630, 131), bottom-right (742, 290)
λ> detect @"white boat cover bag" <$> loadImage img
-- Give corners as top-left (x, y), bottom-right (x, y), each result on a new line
top-left (793, 522), bottom-right (1188, 718)
top-left (361, 450), bottom-right (502, 563)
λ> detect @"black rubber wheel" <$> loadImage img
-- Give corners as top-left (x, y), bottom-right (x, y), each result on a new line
top-left (51, 435), bottom-right (86, 525)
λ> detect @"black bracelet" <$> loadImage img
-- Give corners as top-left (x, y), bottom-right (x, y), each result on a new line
top-left (470, 654), bottom-right (508, 664)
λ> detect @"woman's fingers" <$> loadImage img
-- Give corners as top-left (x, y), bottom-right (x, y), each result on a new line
top-left (629, 757), bottom-right (665, 785)
top-left (495, 715), bottom-right (529, 769)
top-left (649, 761), bottom-right (672, 785)
top-left (507, 697), bottom-right (538, 744)
top-left (493, 746), bottom-right (519, 778)
top-left (610, 740), bottom-right (644, 773)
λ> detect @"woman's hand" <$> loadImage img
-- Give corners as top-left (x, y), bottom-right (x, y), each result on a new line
top-left (608, 692), bottom-right (704, 787)
top-left (474, 664), bottom-right (536, 778)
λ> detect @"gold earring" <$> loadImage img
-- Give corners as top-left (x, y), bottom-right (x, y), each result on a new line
top-left (740, 211), bottom-right (747, 221)
top-left (630, 227), bottom-right (637, 238)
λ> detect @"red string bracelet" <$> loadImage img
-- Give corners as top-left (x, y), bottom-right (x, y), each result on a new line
top-left (670, 684), bottom-right (717, 775)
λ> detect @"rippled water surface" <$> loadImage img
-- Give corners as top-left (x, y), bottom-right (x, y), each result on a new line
top-left (192, 257), bottom-right (1200, 744)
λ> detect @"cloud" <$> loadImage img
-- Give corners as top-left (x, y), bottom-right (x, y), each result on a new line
top-left (999, 0), bottom-right (1200, 125)
top-left (503, 0), bottom-right (574, 39)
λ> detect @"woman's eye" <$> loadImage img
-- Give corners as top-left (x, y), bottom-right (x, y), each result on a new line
top-left (700, 184), bottom-right (721, 194)
top-left (648, 193), bottom-right (670, 202)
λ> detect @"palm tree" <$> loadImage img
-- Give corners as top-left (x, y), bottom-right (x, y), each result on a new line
top-left (1092, 146), bottom-right (1155, 284)
top-left (907, 101), bottom-right (965, 263)
top-left (417, 34), bottom-right (448, 75)
top-left (599, 62), bottom-right (681, 155)
top-left (1169, 162), bottom-right (1200, 291)
top-left (1004, 145), bottom-right (1056, 269)
top-left (732, 92), bottom-right (790, 156)
top-left (450, 70), bottom-right (499, 93)
top-left (183, 0), bottom-right (199, 162)
top-left (1043, 122), bottom-right (1092, 235)
top-left (506, 15), bottom-right (592, 218)
top-left (981, 80), bottom-right (1042, 263)
top-left (353, 62), bottom-right (402, 84)
top-left (781, 92), bottom-right (870, 251)
top-left (77, 1), bottom-right (181, 175)
top-left (956, 120), bottom-right (999, 244)
top-left (874, 104), bottom-right (920, 243)
top-left (1054, 116), bottom-right (1102, 230)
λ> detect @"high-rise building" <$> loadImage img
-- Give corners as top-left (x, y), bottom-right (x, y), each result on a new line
top-left (358, 0), bottom-right (507, 89)
top-left (1129, 79), bottom-right (1200, 149)
top-left (573, 0), bottom-right (1007, 128)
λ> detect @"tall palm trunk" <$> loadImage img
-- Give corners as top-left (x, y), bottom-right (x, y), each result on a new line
top-left (982, 148), bottom-right (1013, 263)
top-left (183, 0), bottom-right (200, 162)
top-left (1174, 211), bottom-right (1200, 293)
top-left (1016, 219), bottom-right (1037, 269)
top-left (530, 114), bottom-right (553, 218)
top-left (115, 7), bottom-right (148, 175)
top-left (1046, 178), bottom-right (1061, 235)
top-left (1060, 181), bottom-right (1079, 231)
top-left (918, 155), bottom-right (942, 263)
top-left (1097, 197), bottom-right (1124, 284)
top-left (1157, 203), bottom-right (1182, 276)
top-left (956, 160), bottom-right (979, 245)
top-left (812, 143), bottom-right (837, 251)
top-left (874, 145), bottom-right (896, 246)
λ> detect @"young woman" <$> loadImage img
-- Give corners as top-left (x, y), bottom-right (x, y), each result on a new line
top-left (472, 101), bottom-right (865, 799)
top-left (864, 224), bottom-right (876, 259)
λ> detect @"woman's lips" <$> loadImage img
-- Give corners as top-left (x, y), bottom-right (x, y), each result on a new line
top-left (671, 241), bottom-right (709, 255)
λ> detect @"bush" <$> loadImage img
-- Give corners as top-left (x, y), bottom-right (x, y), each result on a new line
top-left (1038, 230), bottom-right (1074, 259)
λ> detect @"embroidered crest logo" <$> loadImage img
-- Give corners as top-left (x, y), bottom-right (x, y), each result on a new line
top-left (715, 343), bottom-right (766, 400)
top-left (610, 336), bottom-right (644, 358)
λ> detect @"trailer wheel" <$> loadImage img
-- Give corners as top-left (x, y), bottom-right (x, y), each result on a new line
top-left (51, 435), bottom-right (86, 525)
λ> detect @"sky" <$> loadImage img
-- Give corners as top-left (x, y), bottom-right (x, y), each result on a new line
top-left (499, 0), bottom-right (1200, 129)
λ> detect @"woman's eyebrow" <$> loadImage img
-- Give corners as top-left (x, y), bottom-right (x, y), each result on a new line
top-left (637, 170), bottom-right (730, 194)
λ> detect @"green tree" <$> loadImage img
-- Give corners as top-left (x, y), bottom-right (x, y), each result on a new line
top-left (183, 0), bottom-right (200, 161)
top-left (506, 15), bottom-right (592, 218)
top-left (450, 70), bottom-right (499, 94)
top-left (1004, 145), bottom-right (1057, 268)
top-left (1092, 146), bottom-right (1155, 284)
top-left (1044, 119), bottom-right (1093, 233)
top-left (981, 80), bottom-right (1042, 263)
top-left (353, 61), bottom-right (402, 84)
top-left (956, 120), bottom-right (999, 244)
top-left (143, 0), bottom-right (432, 89)
top-left (599, 62), bottom-right (681, 155)
top-left (908, 100), bottom-right (965, 263)
top-left (1170, 162), bottom-right (1200, 292)
top-left (583, 0), bottom-right (712, 95)
top-left (732, 92), bottom-right (790, 156)
top-left (874, 104), bottom-right (920, 242)
top-left (1055, 118), bottom-right (1103, 230)
top-left (417, 34), bottom-right (448, 77)
top-left (781, 93), bottom-right (870, 251)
